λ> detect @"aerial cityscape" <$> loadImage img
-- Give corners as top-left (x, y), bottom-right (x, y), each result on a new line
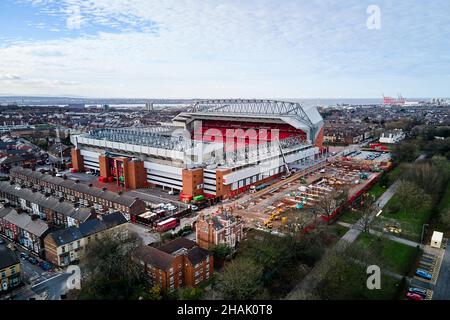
top-left (1, 0), bottom-right (450, 314)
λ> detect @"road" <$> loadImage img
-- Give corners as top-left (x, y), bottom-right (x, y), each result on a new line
top-left (432, 242), bottom-right (450, 300)
top-left (9, 272), bottom-right (70, 300)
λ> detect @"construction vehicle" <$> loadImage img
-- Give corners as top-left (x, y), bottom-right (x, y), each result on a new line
top-left (359, 172), bottom-right (369, 180)
top-left (264, 220), bottom-right (273, 229)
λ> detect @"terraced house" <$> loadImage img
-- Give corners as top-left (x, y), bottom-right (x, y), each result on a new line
top-left (0, 205), bottom-right (49, 256)
top-left (0, 245), bottom-right (21, 293)
top-left (9, 167), bottom-right (146, 219)
top-left (0, 181), bottom-right (95, 228)
top-left (44, 212), bottom-right (128, 267)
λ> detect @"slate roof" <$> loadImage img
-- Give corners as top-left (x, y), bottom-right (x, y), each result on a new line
top-left (158, 237), bottom-right (197, 255)
top-left (1, 208), bottom-right (49, 237)
top-left (10, 167), bottom-right (138, 207)
top-left (0, 245), bottom-right (20, 270)
top-left (0, 181), bottom-right (92, 222)
top-left (134, 245), bottom-right (175, 270)
top-left (187, 246), bottom-right (210, 265)
top-left (49, 226), bottom-right (83, 246)
top-left (47, 212), bottom-right (127, 246)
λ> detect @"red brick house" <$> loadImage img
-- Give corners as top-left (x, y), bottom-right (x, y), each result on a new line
top-left (134, 238), bottom-right (213, 292)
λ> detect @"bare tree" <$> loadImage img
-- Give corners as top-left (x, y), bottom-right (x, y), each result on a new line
top-left (357, 194), bottom-right (377, 233)
top-left (316, 187), bottom-right (350, 224)
top-left (396, 180), bottom-right (430, 218)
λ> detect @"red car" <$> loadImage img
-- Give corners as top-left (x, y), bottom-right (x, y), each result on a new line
top-left (406, 292), bottom-right (424, 301)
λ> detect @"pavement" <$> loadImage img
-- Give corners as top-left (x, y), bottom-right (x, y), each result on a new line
top-left (432, 241), bottom-right (450, 299)
top-left (337, 221), bottom-right (422, 248)
top-left (338, 180), bottom-right (399, 244)
top-left (128, 223), bottom-right (161, 245)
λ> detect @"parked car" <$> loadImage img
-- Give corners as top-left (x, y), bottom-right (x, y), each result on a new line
top-left (415, 269), bottom-right (432, 280)
top-left (190, 205), bottom-right (199, 211)
top-left (28, 257), bottom-right (39, 265)
top-left (409, 287), bottom-right (427, 297)
top-left (20, 252), bottom-right (29, 260)
top-left (406, 292), bottom-right (424, 301)
top-left (39, 261), bottom-right (54, 271)
top-left (7, 243), bottom-right (16, 251)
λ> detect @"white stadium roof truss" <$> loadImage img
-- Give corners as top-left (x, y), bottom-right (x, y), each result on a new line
top-left (184, 99), bottom-right (323, 142)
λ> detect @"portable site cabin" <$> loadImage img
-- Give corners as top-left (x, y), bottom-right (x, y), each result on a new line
top-left (431, 231), bottom-right (444, 249)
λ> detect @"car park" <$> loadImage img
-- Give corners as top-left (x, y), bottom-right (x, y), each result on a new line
top-left (415, 269), bottom-right (432, 280)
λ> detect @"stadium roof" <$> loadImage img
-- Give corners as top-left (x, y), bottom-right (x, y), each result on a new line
top-left (173, 99), bottom-right (324, 142)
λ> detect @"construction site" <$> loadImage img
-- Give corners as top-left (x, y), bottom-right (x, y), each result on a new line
top-left (207, 149), bottom-right (391, 235)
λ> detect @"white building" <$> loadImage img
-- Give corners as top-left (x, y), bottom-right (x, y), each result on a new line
top-left (379, 129), bottom-right (406, 144)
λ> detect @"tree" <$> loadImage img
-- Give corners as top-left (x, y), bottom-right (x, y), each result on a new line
top-left (396, 180), bottom-right (430, 218)
top-left (316, 187), bottom-right (349, 224)
top-left (76, 233), bottom-right (147, 300)
top-left (402, 162), bottom-right (447, 197)
top-left (178, 287), bottom-right (204, 300)
top-left (143, 285), bottom-right (163, 300)
top-left (219, 258), bottom-right (264, 300)
top-left (211, 244), bottom-right (232, 260)
top-left (357, 194), bottom-right (377, 233)
top-left (392, 141), bottom-right (419, 163)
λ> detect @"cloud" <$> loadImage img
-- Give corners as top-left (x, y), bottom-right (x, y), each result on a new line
top-left (3, 0), bottom-right (450, 98)
top-left (66, 5), bottom-right (82, 30)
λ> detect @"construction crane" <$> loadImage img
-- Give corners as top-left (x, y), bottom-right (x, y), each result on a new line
top-left (277, 140), bottom-right (290, 176)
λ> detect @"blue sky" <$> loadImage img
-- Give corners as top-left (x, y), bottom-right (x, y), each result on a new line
top-left (0, 0), bottom-right (449, 98)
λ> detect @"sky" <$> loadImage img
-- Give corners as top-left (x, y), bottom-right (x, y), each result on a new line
top-left (0, 0), bottom-right (449, 99)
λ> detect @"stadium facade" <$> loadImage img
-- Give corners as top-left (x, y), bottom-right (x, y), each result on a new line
top-left (70, 99), bottom-right (326, 202)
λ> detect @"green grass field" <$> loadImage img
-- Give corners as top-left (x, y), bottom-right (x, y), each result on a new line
top-left (356, 233), bottom-right (418, 275)
top-left (338, 208), bottom-right (361, 225)
top-left (376, 195), bottom-right (432, 242)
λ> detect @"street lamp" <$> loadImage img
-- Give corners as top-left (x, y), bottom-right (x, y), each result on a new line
top-left (421, 224), bottom-right (429, 245)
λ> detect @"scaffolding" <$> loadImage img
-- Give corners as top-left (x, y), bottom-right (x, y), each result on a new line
top-left (89, 127), bottom-right (193, 151)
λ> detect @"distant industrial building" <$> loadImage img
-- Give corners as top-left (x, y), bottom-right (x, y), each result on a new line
top-left (70, 99), bottom-right (325, 202)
